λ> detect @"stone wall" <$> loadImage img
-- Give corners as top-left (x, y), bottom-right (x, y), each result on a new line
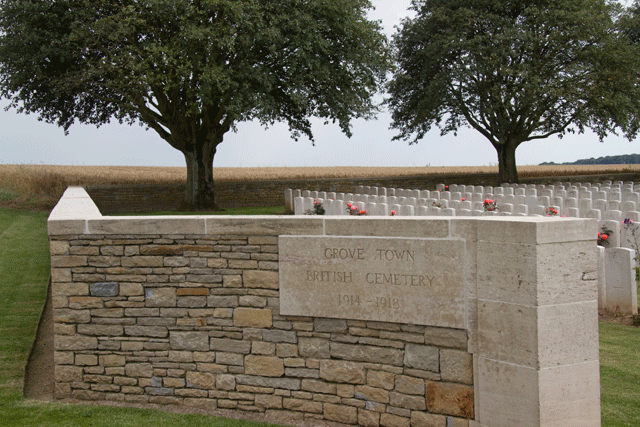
top-left (84, 172), bottom-right (640, 214)
top-left (48, 187), bottom-right (602, 427)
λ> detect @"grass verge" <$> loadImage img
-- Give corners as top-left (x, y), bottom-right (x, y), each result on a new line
top-left (0, 209), bottom-right (49, 398)
top-left (600, 321), bottom-right (640, 427)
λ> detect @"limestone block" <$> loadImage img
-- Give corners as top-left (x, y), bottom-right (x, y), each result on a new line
top-left (55, 335), bottom-right (98, 351)
top-left (331, 342), bottom-right (404, 366)
top-left (52, 283), bottom-right (89, 297)
top-left (404, 344), bottom-right (439, 371)
top-left (54, 323), bottom-right (75, 335)
top-left (380, 413), bottom-right (410, 427)
top-left (478, 300), bottom-right (537, 367)
top-left (244, 355), bottom-right (284, 377)
top-left (243, 270), bottom-right (279, 289)
top-left (319, 359), bottom-right (366, 384)
top-left (51, 255), bottom-right (88, 268)
top-left (359, 409), bottom-right (381, 427)
top-left (216, 374), bottom-right (236, 390)
top-left (207, 295), bottom-right (238, 308)
top-left (538, 360), bottom-right (601, 426)
top-left (233, 307), bottom-right (272, 328)
top-left (283, 398), bottom-right (323, 413)
top-left (410, 412), bottom-right (446, 427)
top-left (255, 394), bottom-right (282, 409)
top-left (210, 338), bottom-right (251, 354)
top-left (169, 350), bottom-right (194, 363)
top-left (324, 217), bottom-right (449, 238)
top-left (207, 216), bottom-right (323, 236)
top-left (121, 256), bottom-right (164, 268)
top-left (55, 365), bottom-right (84, 382)
top-left (423, 327), bottom-right (467, 349)
top-left (262, 330), bottom-right (297, 344)
top-left (125, 363), bottom-right (153, 378)
top-left (536, 301), bottom-right (599, 367)
top-left (324, 403), bottom-right (358, 424)
top-left (75, 354), bottom-right (98, 366)
top-left (88, 217), bottom-right (205, 235)
top-left (235, 374), bottom-right (301, 390)
top-left (50, 240), bottom-right (70, 255)
top-left (223, 275), bottom-right (242, 288)
top-left (301, 379), bottom-right (337, 394)
top-left (186, 371), bottom-right (216, 389)
top-left (176, 288), bottom-right (209, 296)
top-left (77, 324), bottom-right (123, 336)
top-left (426, 381), bottom-right (474, 418)
top-left (367, 370), bottom-right (396, 390)
top-left (355, 385), bottom-right (390, 404)
top-left (476, 357), bottom-right (600, 427)
top-left (170, 331), bottom-right (210, 351)
top-left (117, 283), bottom-right (143, 296)
top-left (440, 350), bottom-right (473, 385)
top-left (124, 326), bottom-right (168, 338)
top-left (144, 287), bottom-right (176, 307)
top-left (69, 297), bottom-right (103, 309)
top-left (51, 268), bottom-right (72, 283)
top-left (314, 318), bottom-right (348, 333)
top-left (394, 375), bottom-right (425, 395)
top-left (177, 296), bottom-right (207, 308)
top-left (163, 377), bottom-right (185, 388)
top-left (250, 343), bottom-right (275, 359)
top-left (99, 355), bottom-right (126, 367)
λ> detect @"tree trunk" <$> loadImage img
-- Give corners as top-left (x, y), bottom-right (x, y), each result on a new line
top-left (495, 141), bottom-right (519, 184)
top-left (183, 142), bottom-right (218, 210)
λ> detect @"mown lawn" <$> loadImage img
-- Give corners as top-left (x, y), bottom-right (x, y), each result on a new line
top-left (0, 206), bottom-right (638, 426)
top-left (600, 321), bottom-right (640, 427)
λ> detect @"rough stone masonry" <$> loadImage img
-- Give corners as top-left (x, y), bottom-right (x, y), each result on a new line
top-left (48, 187), bottom-right (601, 427)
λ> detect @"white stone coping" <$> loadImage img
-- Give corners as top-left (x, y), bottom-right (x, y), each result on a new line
top-left (48, 186), bottom-right (597, 244)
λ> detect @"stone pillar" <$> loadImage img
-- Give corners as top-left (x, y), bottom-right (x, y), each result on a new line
top-left (474, 218), bottom-right (600, 427)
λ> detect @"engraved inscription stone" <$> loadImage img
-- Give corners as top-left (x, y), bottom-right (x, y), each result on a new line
top-left (279, 236), bottom-right (465, 328)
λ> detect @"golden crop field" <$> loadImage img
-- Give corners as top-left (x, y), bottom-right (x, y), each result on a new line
top-left (1, 163), bottom-right (639, 210)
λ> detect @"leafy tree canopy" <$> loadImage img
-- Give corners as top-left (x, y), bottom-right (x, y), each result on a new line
top-left (0, 0), bottom-right (390, 208)
top-left (387, 0), bottom-right (640, 183)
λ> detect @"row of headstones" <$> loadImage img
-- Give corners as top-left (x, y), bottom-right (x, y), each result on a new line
top-left (288, 181), bottom-right (640, 221)
top-left (286, 185), bottom-right (639, 316)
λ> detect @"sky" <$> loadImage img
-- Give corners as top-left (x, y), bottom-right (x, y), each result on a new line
top-left (0, 0), bottom-right (638, 168)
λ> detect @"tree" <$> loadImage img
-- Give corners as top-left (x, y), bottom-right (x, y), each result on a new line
top-left (387, 0), bottom-right (640, 183)
top-left (0, 0), bottom-right (390, 209)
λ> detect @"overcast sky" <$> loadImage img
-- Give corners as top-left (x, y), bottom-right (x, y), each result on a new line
top-left (1, 0), bottom-right (638, 168)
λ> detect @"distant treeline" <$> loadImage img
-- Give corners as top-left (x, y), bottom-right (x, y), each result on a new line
top-left (540, 154), bottom-right (640, 166)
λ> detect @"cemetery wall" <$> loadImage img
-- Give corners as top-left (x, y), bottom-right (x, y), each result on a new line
top-left (48, 187), bottom-right (602, 427)
top-left (85, 172), bottom-right (639, 214)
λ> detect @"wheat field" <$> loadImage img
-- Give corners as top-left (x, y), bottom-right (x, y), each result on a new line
top-left (1, 163), bottom-right (639, 210)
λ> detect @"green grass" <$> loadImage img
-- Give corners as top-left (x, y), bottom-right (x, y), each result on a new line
top-left (0, 396), bottom-right (277, 426)
top-left (600, 322), bottom-right (640, 427)
top-left (0, 208), bottom-right (49, 398)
